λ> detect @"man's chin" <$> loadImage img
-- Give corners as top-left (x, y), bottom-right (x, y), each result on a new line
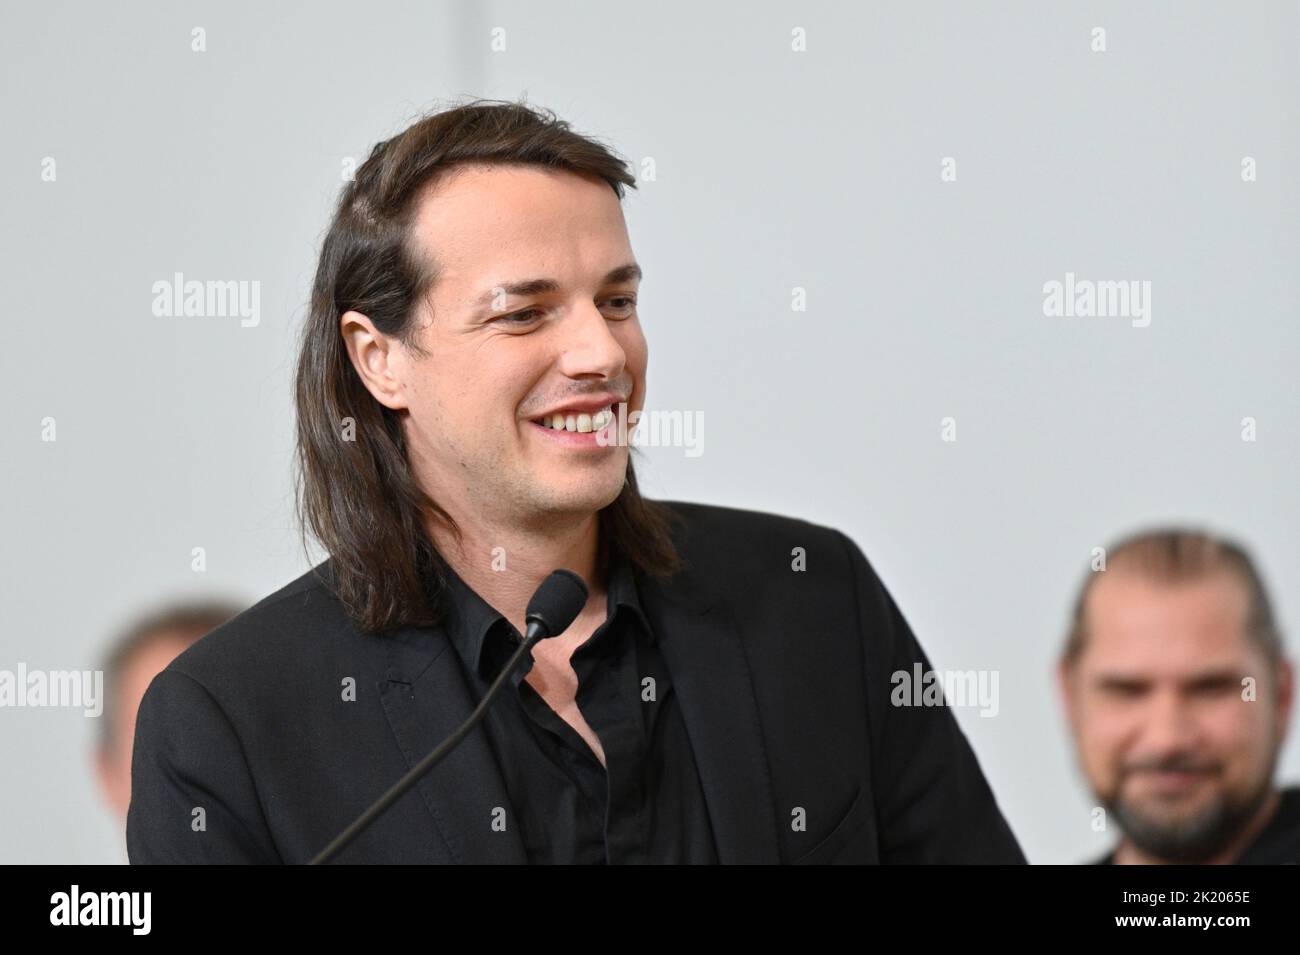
top-left (1107, 782), bottom-right (1264, 862)
top-left (526, 474), bottom-right (626, 516)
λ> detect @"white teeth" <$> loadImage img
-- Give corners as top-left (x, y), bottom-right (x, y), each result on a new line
top-left (537, 405), bottom-right (615, 432)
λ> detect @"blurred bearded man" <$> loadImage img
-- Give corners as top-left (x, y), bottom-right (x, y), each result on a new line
top-left (1058, 528), bottom-right (1299, 864)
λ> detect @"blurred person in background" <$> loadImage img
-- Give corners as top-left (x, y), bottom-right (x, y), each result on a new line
top-left (95, 600), bottom-right (244, 828)
top-left (1057, 528), bottom-right (1299, 864)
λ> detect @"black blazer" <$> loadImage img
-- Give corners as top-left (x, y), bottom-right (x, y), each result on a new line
top-left (127, 501), bottom-right (1026, 864)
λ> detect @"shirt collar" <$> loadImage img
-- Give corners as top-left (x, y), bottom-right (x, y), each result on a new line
top-left (431, 548), bottom-right (654, 683)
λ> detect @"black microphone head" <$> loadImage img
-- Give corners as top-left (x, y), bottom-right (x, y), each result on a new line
top-left (524, 570), bottom-right (589, 639)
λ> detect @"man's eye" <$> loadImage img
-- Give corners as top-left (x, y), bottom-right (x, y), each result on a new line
top-left (604, 296), bottom-right (637, 316)
top-left (498, 308), bottom-right (543, 325)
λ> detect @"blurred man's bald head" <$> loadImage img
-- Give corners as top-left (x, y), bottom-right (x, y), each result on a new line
top-left (95, 600), bottom-right (244, 821)
top-left (1062, 529), bottom-right (1283, 672)
top-left (1058, 528), bottom-right (1292, 863)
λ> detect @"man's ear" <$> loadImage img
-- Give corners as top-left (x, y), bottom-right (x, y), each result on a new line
top-left (340, 310), bottom-right (409, 411)
top-left (1056, 660), bottom-right (1080, 733)
top-left (1275, 657), bottom-right (1294, 741)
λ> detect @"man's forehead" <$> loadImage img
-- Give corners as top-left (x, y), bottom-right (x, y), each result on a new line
top-left (1087, 569), bottom-right (1248, 623)
top-left (407, 163), bottom-right (633, 297)
top-left (1081, 570), bottom-right (1254, 665)
top-left (411, 163), bottom-right (624, 243)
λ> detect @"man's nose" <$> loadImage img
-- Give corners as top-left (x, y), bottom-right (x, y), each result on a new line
top-left (1138, 689), bottom-right (1201, 756)
top-left (554, 301), bottom-right (628, 380)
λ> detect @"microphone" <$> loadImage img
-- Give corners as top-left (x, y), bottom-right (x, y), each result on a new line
top-left (310, 569), bottom-right (589, 865)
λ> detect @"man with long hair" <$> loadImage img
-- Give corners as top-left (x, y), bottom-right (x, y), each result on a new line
top-left (127, 99), bottom-right (1024, 864)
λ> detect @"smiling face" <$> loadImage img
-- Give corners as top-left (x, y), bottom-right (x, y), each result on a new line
top-left (344, 162), bottom-right (646, 533)
top-left (1059, 569), bottom-right (1292, 861)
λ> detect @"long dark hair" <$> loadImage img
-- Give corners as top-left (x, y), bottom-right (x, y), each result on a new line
top-left (294, 98), bottom-right (682, 634)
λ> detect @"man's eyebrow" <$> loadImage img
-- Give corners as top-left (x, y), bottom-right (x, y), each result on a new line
top-left (1093, 673), bottom-right (1150, 687)
top-left (475, 263), bottom-right (642, 305)
top-left (1091, 667), bottom-right (1242, 688)
top-left (602, 263), bottom-right (643, 286)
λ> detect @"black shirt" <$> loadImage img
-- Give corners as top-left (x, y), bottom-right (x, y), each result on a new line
top-left (1089, 786), bottom-right (1300, 864)
top-left (432, 551), bottom-right (719, 864)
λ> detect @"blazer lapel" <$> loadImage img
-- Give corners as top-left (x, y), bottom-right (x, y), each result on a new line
top-left (378, 625), bottom-right (527, 863)
top-left (641, 571), bottom-right (782, 863)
